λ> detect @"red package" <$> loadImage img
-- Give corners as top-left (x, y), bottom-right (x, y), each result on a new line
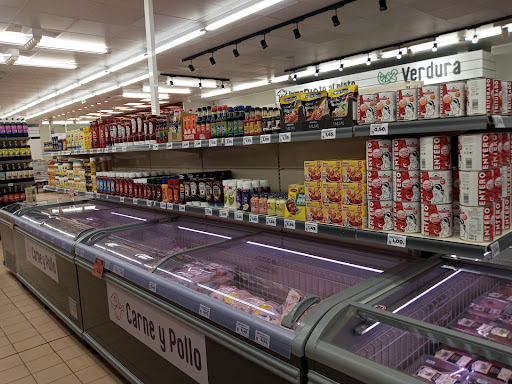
top-left (366, 139), bottom-right (392, 171)
top-left (434, 348), bottom-right (474, 368)
top-left (471, 359), bottom-right (512, 383)
top-left (367, 171), bottom-right (392, 200)
top-left (468, 296), bottom-right (508, 321)
top-left (368, 200), bottom-right (393, 230)
top-left (422, 203), bottom-right (453, 238)
top-left (393, 138), bottom-right (420, 170)
top-left (421, 171), bottom-right (453, 204)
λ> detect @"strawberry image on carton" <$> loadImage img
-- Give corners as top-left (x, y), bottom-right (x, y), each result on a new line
top-left (342, 160), bottom-right (366, 182)
top-left (341, 183), bottom-right (368, 205)
top-left (304, 181), bottom-right (322, 202)
top-left (322, 160), bottom-right (342, 182)
top-left (322, 182), bottom-right (342, 203)
top-left (324, 203), bottom-right (343, 225)
top-left (342, 205), bottom-right (368, 229)
top-left (306, 201), bottom-right (324, 223)
top-left (304, 160), bottom-right (322, 181)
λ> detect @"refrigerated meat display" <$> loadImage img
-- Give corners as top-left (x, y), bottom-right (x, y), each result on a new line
top-left (305, 254), bottom-right (512, 384)
top-left (74, 224), bottom-right (416, 384)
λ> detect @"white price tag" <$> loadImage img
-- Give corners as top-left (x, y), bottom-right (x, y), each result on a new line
top-left (152, 144), bottom-right (159, 150)
top-left (284, 219), bottom-right (296, 230)
top-left (219, 209), bottom-right (228, 218)
top-left (85, 192), bottom-right (94, 197)
top-left (112, 147), bottom-right (117, 152)
top-left (179, 204), bottom-right (186, 212)
top-left (194, 140), bottom-right (202, 148)
top-left (181, 141), bottom-right (190, 148)
top-left (279, 132), bottom-right (291, 143)
top-left (493, 115), bottom-right (506, 128)
top-left (236, 322), bottom-right (250, 338)
top-left (199, 304), bottom-right (210, 319)
top-left (146, 200), bottom-right (153, 207)
top-left (209, 138), bottom-right (218, 147)
top-left (243, 136), bottom-right (253, 145)
top-left (167, 202), bottom-right (174, 210)
top-left (249, 214), bottom-right (259, 223)
top-left (166, 142), bottom-right (173, 150)
top-left (119, 197), bottom-right (125, 203)
top-left (490, 241), bottom-right (501, 257)
top-left (370, 123), bottom-right (389, 136)
top-left (122, 146), bottom-right (127, 152)
top-left (255, 330), bottom-right (270, 348)
top-left (305, 222), bottom-right (318, 233)
top-left (148, 282), bottom-right (157, 293)
top-left (387, 233), bottom-right (407, 248)
top-left (205, 208), bottom-right (213, 216)
top-left (266, 216), bottom-right (277, 226)
top-left (159, 202), bottom-right (166, 209)
top-left (260, 134), bottom-right (271, 144)
top-left (132, 198), bottom-right (138, 205)
top-left (234, 212), bottom-right (244, 221)
top-left (321, 128), bottom-right (336, 140)
top-left (225, 137), bottom-right (234, 146)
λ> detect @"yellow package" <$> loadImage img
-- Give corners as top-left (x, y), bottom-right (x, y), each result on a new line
top-left (285, 184), bottom-right (306, 221)
top-left (322, 160), bottom-right (342, 182)
top-left (322, 182), bottom-right (342, 203)
top-left (304, 160), bottom-right (322, 181)
top-left (342, 205), bottom-right (368, 229)
top-left (306, 202), bottom-right (324, 223)
top-left (328, 84), bottom-right (358, 117)
top-left (341, 183), bottom-right (368, 205)
top-left (342, 160), bottom-right (367, 183)
top-left (304, 181), bottom-right (322, 201)
top-left (324, 203), bottom-right (343, 225)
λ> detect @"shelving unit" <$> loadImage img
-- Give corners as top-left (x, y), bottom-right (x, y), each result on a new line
top-left (0, 137), bottom-right (30, 142)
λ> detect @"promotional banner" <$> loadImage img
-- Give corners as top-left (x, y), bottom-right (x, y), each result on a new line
top-left (25, 239), bottom-right (59, 282)
top-left (106, 282), bottom-right (209, 384)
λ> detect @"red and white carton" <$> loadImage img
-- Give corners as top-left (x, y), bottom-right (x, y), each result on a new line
top-left (393, 170), bottom-right (421, 202)
top-left (418, 85), bottom-right (440, 119)
top-left (495, 199), bottom-right (504, 236)
top-left (453, 201), bottom-right (460, 233)
top-left (375, 92), bottom-right (396, 123)
top-left (441, 82), bottom-right (466, 117)
top-left (393, 138), bottom-right (420, 170)
top-left (502, 165), bottom-right (509, 198)
top-left (493, 79), bottom-right (502, 114)
top-left (453, 168), bottom-right (460, 203)
top-left (492, 133), bottom-right (502, 168)
top-left (397, 88), bottom-right (418, 121)
top-left (494, 167), bottom-right (502, 201)
top-left (368, 200), bottom-right (393, 230)
top-left (421, 170), bottom-right (453, 204)
top-left (366, 139), bottom-right (392, 170)
top-left (466, 78), bottom-right (494, 115)
top-left (503, 196), bottom-right (511, 230)
top-left (393, 201), bottom-right (420, 233)
top-left (502, 81), bottom-right (512, 114)
top-left (507, 164), bottom-right (512, 196)
top-left (367, 171), bottom-right (393, 200)
top-left (358, 94), bottom-right (376, 124)
top-left (459, 205), bottom-right (494, 242)
top-left (458, 133), bottom-right (493, 171)
top-left (422, 203), bottom-right (453, 238)
top-left (459, 170), bottom-right (494, 206)
top-left (503, 132), bottom-right (511, 164)
top-left (420, 136), bottom-right (452, 170)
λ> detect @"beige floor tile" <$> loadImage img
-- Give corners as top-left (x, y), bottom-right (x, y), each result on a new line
top-left (90, 375), bottom-right (124, 384)
top-left (0, 308), bottom-right (22, 320)
top-left (56, 344), bottom-right (87, 361)
top-left (0, 354), bottom-right (23, 372)
top-left (0, 364), bottom-right (31, 383)
top-left (0, 335), bottom-right (11, 348)
top-left (48, 336), bottom-right (79, 352)
top-left (0, 297), bottom-right (13, 307)
top-left (0, 303), bottom-right (18, 314)
top-left (65, 353), bottom-right (100, 372)
top-left (33, 321), bottom-right (60, 335)
top-left (13, 297), bottom-right (39, 308)
top-left (24, 309), bottom-right (48, 321)
top-left (2, 321), bottom-right (34, 336)
top-left (40, 327), bottom-right (70, 343)
top-left (32, 363), bottom-right (72, 384)
top-left (25, 352), bottom-right (62, 374)
top-left (9, 294), bottom-right (34, 304)
top-left (0, 314), bottom-right (29, 328)
top-left (48, 374), bottom-right (81, 384)
top-left (28, 314), bottom-right (55, 328)
top-left (10, 376), bottom-right (37, 384)
top-left (7, 328), bottom-right (40, 344)
top-left (13, 335), bottom-right (47, 353)
top-left (18, 304), bottom-right (43, 315)
top-left (75, 365), bottom-right (109, 384)
top-left (0, 343), bottom-right (16, 359)
top-left (19, 344), bottom-right (53, 363)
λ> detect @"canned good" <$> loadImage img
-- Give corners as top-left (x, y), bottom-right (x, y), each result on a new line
top-left (393, 138), bottom-right (420, 170)
top-left (397, 88), bottom-right (418, 121)
top-left (453, 168), bottom-right (460, 203)
top-left (375, 92), bottom-right (396, 123)
top-left (458, 133), bottom-right (493, 171)
top-left (368, 200), bottom-right (393, 230)
top-left (393, 170), bottom-right (421, 202)
top-left (393, 201), bottom-right (420, 233)
top-left (441, 82), bottom-right (466, 117)
top-left (504, 196), bottom-right (510, 230)
top-left (495, 199), bottom-right (504, 236)
top-left (358, 94), bottom-right (376, 124)
top-left (421, 170), bottom-right (452, 204)
top-left (466, 78), bottom-right (494, 115)
top-left (367, 171), bottom-right (392, 201)
top-left (502, 132), bottom-right (510, 165)
top-left (422, 204), bottom-right (453, 238)
top-left (418, 85), bottom-right (440, 119)
top-left (366, 139), bottom-right (392, 170)
top-left (492, 133), bottom-right (502, 168)
top-left (502, 165), bottom-right (509, 198)
top-left (420, 136), bottom-right (452, 170)
top-left (459, 205), bottom-right (494, 242)
top-left (494, 167), bottom-right (502, 201)
top-left (459, 170), bottom-right (494, 206)
top-left (453, 201), bottom-right (460, 233)
top-left (493, 79), bottom-right (502, 114)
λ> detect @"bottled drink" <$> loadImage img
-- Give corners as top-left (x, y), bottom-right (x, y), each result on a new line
top-left (5, 120), bottom-right (11, 137)
top-left (0, 121), bottom-right (5, 138)
top-left (211, 107), bottom-right (217, 138)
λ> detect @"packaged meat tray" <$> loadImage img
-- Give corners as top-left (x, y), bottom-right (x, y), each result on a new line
top-left (451, 315), bottom-right (512, 347)
top-left (464, 372), bottom-right (504, 384)
top-left (467, 296), bottom-right (509, 321)
top-left (434, 348), bottom-right (474, 369)
top-left (471, 360), bottom-right (512, 383)
top-left (412, 355), bottom-right (468, 384)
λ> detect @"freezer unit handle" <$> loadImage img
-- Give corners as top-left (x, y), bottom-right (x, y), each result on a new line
top-left (281, 295), bottom-right (319, 329)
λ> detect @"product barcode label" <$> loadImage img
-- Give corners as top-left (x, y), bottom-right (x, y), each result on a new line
top-left (194, 140), bottom-right (202, 148)
top-left (249, 214), bottom-right (259, 223)
top-left (465, 158), bottom-right (473, 169)
top-left (85, 192), bottom-right (94, 197)
top-left (146, 200), bottom-right (153, 207)
top-left (152, 144), bottom-right (159, 150)
top-left (279, 132), bottom-right (291, 143)
top-left (472, 99), bottom-right (479, 111)
top-left (199, 304), bottom-right (210, 319)
top-left (305, 222), bottom-right (318, 233)
top-left (167, 202), bottom-right (173, 210)
top-left (159, 202), bottom-right (166, 209)
top-left (387, 234), bottom-right (407, 248)
top-left (255, 330), bottom-right (270, 348)
top-left (421, 159), bottom-right (426, 169)
top-left (266, 216), bottom-right (277, 226)
top-left (181, 141), bottom-right (190, 148)
top-left (321, 128), bottom-right (336, 140)
top-left (463, 193), bottom-right (469, 204)
top-left (234, 212), bottom-right (244, 221)
top-left (166, 142), bottom-right (173, 149)
top-left (148, 282), bottom-right (157, 292)
top-left (370, 123), bottom-right (389, 136)
top-left (236, 322), bottom-right (250, 338)
top-left (179, 204), bottom-right (186, 212)
top-left (284, 219), bottom-right (295, 230)
top-left (494, 115), bottom-right (506, 128)
top-left (243, 136), bottom-right (253, 145)
top-left (225, 137), bottom-right (234, 146)
top-left (491, 242), bottom-right (501, 257)
top-left (209, 138), bottom-right (218, 147)
top-left (260, 134), bottom-right (271, 144)
top-left (119, 197), bottom-right (125, 203)
top-left (219, 209), bottom-right (228, 218)
top-left (205, 208), bottom-right (213, 216)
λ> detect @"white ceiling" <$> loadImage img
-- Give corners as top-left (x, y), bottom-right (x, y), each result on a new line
top-left (0, 0), bottom-right (511, 121)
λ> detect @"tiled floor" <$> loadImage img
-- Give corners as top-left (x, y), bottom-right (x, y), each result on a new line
top-left (0, 191), bottom-right (129, 384)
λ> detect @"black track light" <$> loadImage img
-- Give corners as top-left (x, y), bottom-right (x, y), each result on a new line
top-left (293, 23), bottom-right (301, 39)
top-left (170, 78), bottom-right (174, 87)
top-left (293, 73), bottom-right (297, 81)
top-left (209, 53), bottom-right (216, 65)
top-left (260, 35), bottom-right (268, 49)
top-left (199, 82), bottom-right (203, 89)
top-left (233, 45), bottom-right (240, 58)
top-left (339, 62), bottom-right (344, 71)
top-left (432, 42), bottom-right (438, 52)
top-left (379, 0), bottom-right (387, 11)
top-left (188, 61), bottom-right (195, 72)
top-left (221, 82), bottom-right (225, 89)
top-left (332, 9), bottom-right (340, 27)
top-left (315, 66), bottom-right (319, 76)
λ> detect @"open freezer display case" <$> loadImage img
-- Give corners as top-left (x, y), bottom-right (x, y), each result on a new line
top-left (0, 202), bottom-right (27, 273)
top-left (75, 223), bottom-right (416, 384)
top-left (305, 254), bottom-right (512, 384)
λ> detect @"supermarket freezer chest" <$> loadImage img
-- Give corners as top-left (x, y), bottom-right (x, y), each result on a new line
top-left (305, 254), bottom-right (512, 384)
top-left (75, 222), bottom-right (415, 384)
top-left (0, 202), bottom-right (25, 273)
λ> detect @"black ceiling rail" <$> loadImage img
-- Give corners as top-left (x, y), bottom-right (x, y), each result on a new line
top-left (181, 0), bottom-right (357, 63)
top-left (160, 73), bottom-right (230, 82)
top-left (284, 14), bottom-right (512, 73)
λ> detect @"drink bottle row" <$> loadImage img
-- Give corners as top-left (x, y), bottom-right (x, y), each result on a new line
top-left (0, 141), bottom-right (32, 160)
top-left (0, 119), bottom-right (29, 137)
top-left (0, 163), bottom-right (35, 183)
top-left (0, 186), bottom-right (26, 206)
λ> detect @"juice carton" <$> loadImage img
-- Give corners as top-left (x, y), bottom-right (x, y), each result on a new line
top-left (341, 183), bottom-right (368, 205)
top-left (322, 160), bottom-right (342, 182)
top-left (304, 181), bottom-right (323, 201)
top-left (322, 182), bottom-right (342, 203)
top-left (342, 205), bottom-right (368, 229)
top-left (285, 184), bottom-right (306, 221)
top-left (306, 201), bottom-right (324, 223)
top-left (342, 160), bottom-right (367, 182)
top-left (304, 160), bottom-right (322, 181)
top-left (324, 203), bottom-right (343, 225)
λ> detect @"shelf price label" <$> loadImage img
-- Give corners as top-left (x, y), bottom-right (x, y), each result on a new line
top-left (219, 209), bottom-right (228, 218)
top-left (321, 128), bottom-right (336, 140)
top-left (284, 219), bottom-right (295, 230)
top-left (146, 200), bottom-right (153, 207)
top-left (167, 203), bottom-right (174, 210)
top-left (225, 137), bottom-right (234, 146)
top-left (243, 136), bottom-right (253, 145)
top-left (166, 142), bottom-right (173, 150)
top-left (132, 198), bottom-right (138, 205)
top-left (490, 241), bottom-right (501, 257)
top-left (260, 134), bottom-right (271, 144)
top-left (119, 197), bottom-right (125, 203)
top-left (148, 282), bottom-right (157, 292)
top-left (85, 192), bottom-right (94, 197)
top-left (179, 204), bottom-right (186, 212)
top-left (209, 138), bottom-right (218, 147)
top-left (266, 216), bottom-right (277, 226)
top-left (249, 214), bottom-right (259, 223)
top-left (181, 141), bottom-right (190, 148)
top-left (493, 115), bottom-right (506, 128)
top-left (305, 222), bottom-right (318, 233)
top-left (234, 212), bottom-right (244, 221)
top-left (255, 330), bottom-right (270, 348)
top-left (279, 132), bottom-right (291, 143)
top-left (387, 234), bottom-right (407, 248)
top-left (370, 123), bottom-right (389, 136)
top-left (159, 202), bottom-right (166, 209)
top-left (236, 321), bottom-right (250, 338)
top-left (205, 208), bottom-right (213, 216)
top-left (122, 146), bottom-right (127, 152)
top-left (111, 147), bottom-right (117, 153)
top-left (199, 304), bottom-right (210, 319)
top-left (194, 140), bottom-right (202, 148)
top-left (152, 144), bottom-right (159, 151)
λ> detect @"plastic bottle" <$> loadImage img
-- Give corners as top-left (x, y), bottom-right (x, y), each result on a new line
top-left (259, 193), bottom-right (268, 215)
top-left (250, 193), bottom-right (260, 213)
top-left (244, 107), bottom-right (251, 136)
top-left (260, 180), bottom-right (271, 193)
top-left (242, 182), bottom-right (252, 212)
top-left (227, 108), bottom-right (234, 137)
top-left (267, 193), bottom-right (277, 216)
top-left (236, 180), bottom-right (244, 210)
top-left (276, 193), bottom-right (286, 217)
top-left (251, 180), bottom-right (261, 194)
top-left (255, 107), bottom-right (263, 135)
top-left (0, 121), bottom-right (5, 138)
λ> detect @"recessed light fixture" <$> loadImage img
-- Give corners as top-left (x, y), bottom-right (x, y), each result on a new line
top-left (472, 29), bottom-right (479, 44)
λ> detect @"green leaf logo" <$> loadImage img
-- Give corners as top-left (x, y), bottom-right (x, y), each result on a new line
top-left (377, 69), bottom-right (399, 85)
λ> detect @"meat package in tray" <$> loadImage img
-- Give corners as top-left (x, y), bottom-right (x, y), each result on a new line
top-left (451, 314), bottom-right (512, 347)
top-left (411, 356), bottom-right (468, 383)
top-left (468, 296), bottom-right (510, 321)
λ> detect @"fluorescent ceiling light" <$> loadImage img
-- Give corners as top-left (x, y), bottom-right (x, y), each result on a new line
top-left (95, 85), bottom-right (121, 95)
top-left (133, 105), bottom-right (151, 108)
top-left (124, 103), bottom-right (144, 106)
top-left (120, 74), bottom-right (150, 87)
top-left (465, 26), bottom-right (502, 41)
top-left (201, 89), bottom-right (230, 98)
top-left (109, 54), bottom-right (147, 73)
top-left (59, 83), bottom-right (82, 93)
top-left (123, 92), bottom-right (169, 99)
top-left (142, 86), bottom-right (191, 94)
top-left (81, 71), bottom-right (109, 85)
top-left (233, 80), bottom-right (269, 92)
top-left (155, 29), bottom-right (205, 54)
top-left (118, 108), bottom-right (136, 111)
top-left (271, 75), bottom-right (290, 83)
top-left (166, 78), bottom-right (217, 88)
top-left (205, 0), bottom-right (285, 31)
top-left (0, 55), bottom-right (78, 69)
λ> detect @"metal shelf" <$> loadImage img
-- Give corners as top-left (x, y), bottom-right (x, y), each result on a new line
top-left (0, 159), bottom-right (32, 165)
top-left (0, 137), bottom-right (30, 141)
top-left (2, 179), bottom-right (35, 187)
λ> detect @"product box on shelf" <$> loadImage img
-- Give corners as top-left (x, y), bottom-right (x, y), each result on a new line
top-left (422, 203), bottom-right (453, 238)
top-left (324, 84), bottom-right (357, 128)
top-left (458, 133), bottom-right (493, 171)
top-left (459, 205), bottom-right (494, 242)
top-left (357, 94), bottom-right (376, 124)
top-left (397, 88), bottom-right (418, 121)
top-left (441, 82), bottom-right (466, 117)
top-left (305, 181), bottom-right (322, 201)
top-left (366, 139), bottom-right (392, 171)
top-left (367, 171), bottom-right (392, 201)
top-left (493, 79), bottom-right (502, 114)
top-left (502, 80), bottom-right (512, 114)
top-left (341, 182), bottom-right (367, 205)
top-left (323, 202), bottom-right (343, 225)
top-left (322, 182), bottom-right (342, 203)
top-left (301, 91), bottom-right (328, 130)
top-left (321, 160), bottom-right (342, 182)
top-left (305, 160), bottom-right (322, 181)
top-left (341, 160), bottom-right (366, 183)
top-left (466, 78), bottom-right (494, 115)
top-left (421, 170), bottom-right (453, 204)
top-left (393, 170), bottom-right (421, 202)
top-left (393, 138), bottom-right (420, 170)
top-left (342, 204), bottom-right (368, 229)
top-left (420, 136), bottom-right (452, 170)
top-left (280, 93), bottom-right (304, 132)
top-left (306, 201), bottom-right (324, 222)
top-left (459, 170), bottom-right (494, 206)
top-left (368, 200), bottom-right (393, 230)
top-left (375, 91), bottom-right (396, 123)
top-left (418, 85), bottom-right (440, 119)
top-left (393, 201), bottom-right (420, 233)
top-left (452, 201), bottom-right (460, 233)
top-left (285, 184), bottom-right (306, 221)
